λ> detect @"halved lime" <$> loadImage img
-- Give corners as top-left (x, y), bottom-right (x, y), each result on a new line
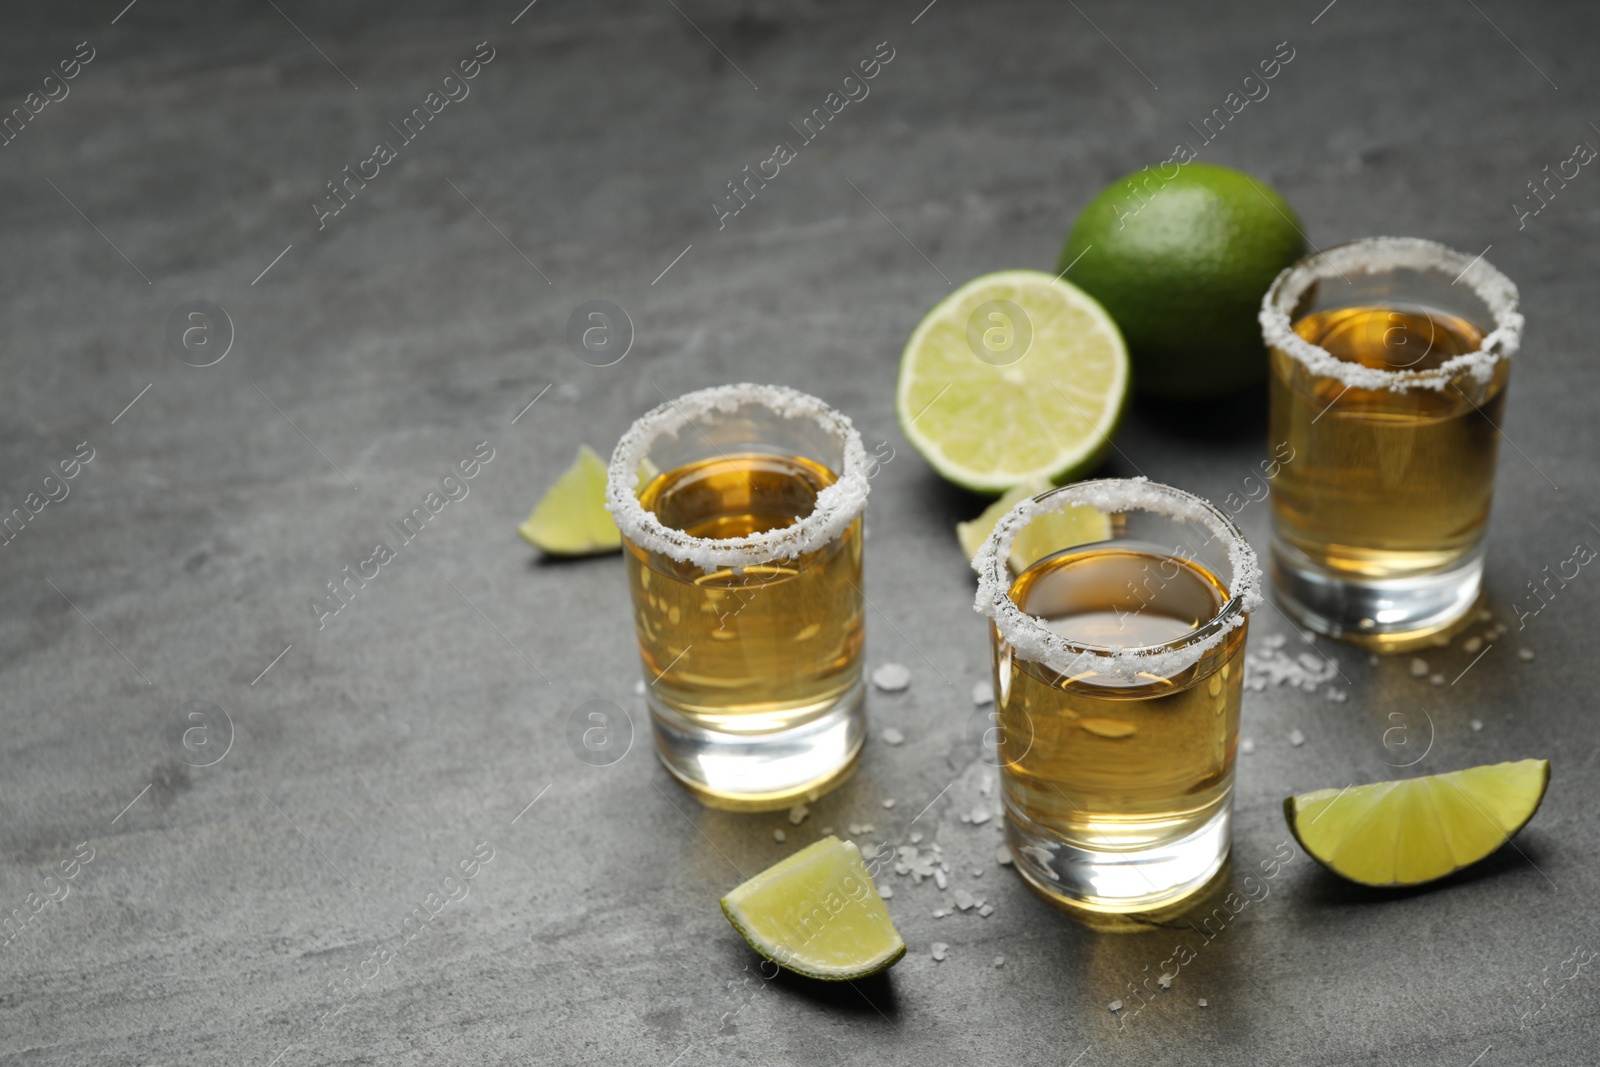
top-left (518, 444), bottom-right (621, 555)
top-left (956, 479), bottom-right (1111, 571)
top-left (1284, 758), bottom-right (1550, 887)
top-left (720, 836), bottom-right (905, 980)
top-left (897, 270), bottom-right (1129, 494)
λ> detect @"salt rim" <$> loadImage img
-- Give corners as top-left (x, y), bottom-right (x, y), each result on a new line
top-left (1260, 237), bottom-right (1523, 393)
top-left (971, 477), bottom-right (1263, 685)
top-left (605, 383), bottom-right (869, 571)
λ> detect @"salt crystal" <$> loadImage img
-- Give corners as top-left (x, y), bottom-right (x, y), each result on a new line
top-left (878, 884), bottom-right (893, 899)
top-left (911, 831), bottom-right (924, 844)
top-left (1430, 674), bottom-right (1444, 686)
top-left (1299, 630), bottom-right (1315, 643)
top-left (1157, 974), bottom-right (1173, 990)
top-left (932, 908), bottom-right (947, 918)
top-left (995, 846), bottom-right (1013, 867)
top-left (1463, 636), bottom-right (1483, 654)
top-left (820, 826), bottom-right (833, 836)
top-left (1476, 607), bottom-right (1493, 623)
top-left (972, 681), bottom-right (994, 705)
top-left (633, 679), bottom-right (646, 695)
top-left (1288, 729), bottom-right (1305, 747)
top-left (861, 822), bottom-right (874, 833)
top-left (881, 727), bottom-right (905, 746)
top-left (970, 809), bottom-right (992, 825)
top-left (1471, 719), bottom-right (1483, 732)
top-left (872, 663), bottom-right (911, 692)
top-left (1264, 634), bottom-right (1287, 649)
top-left (1327, 687), bottom-right (1347, 702)
top-left (955, 889), bottom-right (976, 910)
top-left (978, 903), bottom-right (995, 918)
top-left (1241, 738), bottom-right (1256, 754)
top-left (931, 942), bottom-right (949, 961)
top-left (1297, 653), bottom-right (1323, 672)
top-left (972, 868), bottom-right (984, 878)
top-left (1198, 998), bottom-right (1209, 1008)
top-left (788, 803), bottom-right (809, 825)
top-left (934, 869), bottom-right (948, 890)
top-left (774, 829), bottom-right (786, 843)
top-left (1410, 658), bottom-right (1429, 677)
top-left (993, 956), bottom-right (1005, 968)
top-left (1109, 1000), bottom-right (1123, 1013)
top-left (959, 813), bottom-right (971, 824)
top-left (980, 775), bottom-right (994, 796)
top-left (894, 863), bottom-right (909, 875)
top-left (1493, 623), bottom-right (1509, 638)
top-left (883, 798), bottom-right (896, 809)
top-left (848, 823), bottom-right (863, 836)
top-left (1519, 648), bottom-right (1536, 662)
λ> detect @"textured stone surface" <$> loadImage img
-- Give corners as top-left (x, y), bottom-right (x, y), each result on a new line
top-left (2, 1), bottom-right (1598, 1064)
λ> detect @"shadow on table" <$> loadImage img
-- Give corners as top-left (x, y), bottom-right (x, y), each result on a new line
top-left (767, 968), bottom-right (900, 1021)
top-left (1123, 380), bottom-right (1270, 446)
top-left (1298, 831), bottom-right (1551, 906)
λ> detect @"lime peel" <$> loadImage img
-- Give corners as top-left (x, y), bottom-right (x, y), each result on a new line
top-left (1284, 758), bottom-right (1550, 887)
top-left (720, 836), bottom-right (905, 980)
top-left (518, 444), bottom-right (622, 556)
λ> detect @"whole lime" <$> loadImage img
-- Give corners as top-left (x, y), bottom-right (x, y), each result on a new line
top-left (1059, 163), bottom-right (1306, 400)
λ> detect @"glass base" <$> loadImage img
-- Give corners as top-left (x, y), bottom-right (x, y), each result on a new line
top-left (1270, 536), bottom-right (1484, 653)
top-left (1004, 796), bottom-right (1232, 915)
top-left (647, 679), bottom-right (865, 812)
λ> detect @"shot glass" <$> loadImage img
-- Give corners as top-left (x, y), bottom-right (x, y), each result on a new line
top-left (973, 478), bottom-right (1261, 914)
top-left (1261, 237), bottom-right (1524, 651)
top-left (606, 384), bottom-right (870, 811)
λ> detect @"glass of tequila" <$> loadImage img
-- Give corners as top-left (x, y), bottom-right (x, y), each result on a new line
top-left (606, 384), bottom-right (870, 811)
top-left (973, 478), bottom-right (1261, 914)
top-left (1261, 237), bottom-right (1524, 650)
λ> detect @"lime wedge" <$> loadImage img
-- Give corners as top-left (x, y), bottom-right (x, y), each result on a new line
top-left (518, 445), bottom-right (621, 556)
top-left (897, 270), bottom-right (1129, 493)
top-left (1284, 758), bottom-right (1550, 887)
top-left (956, 479), bottom-right (1112, 571)
top-left (720, 836), bottom-right (905, 980)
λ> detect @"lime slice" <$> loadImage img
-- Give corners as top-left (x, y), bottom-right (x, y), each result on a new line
top-left (518, 444), bottom-right (621, 555)
top-left (956, 480), bottom-right (1112, 571)
top-left (897, 270), bottom-right (1129, 493)
top-left (1284, 758), bottom-right (1550, 887)
top-left (720, 836), bottom-right (905, 980)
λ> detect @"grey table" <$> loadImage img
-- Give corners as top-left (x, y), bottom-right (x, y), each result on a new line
top-left (3, 1), bottom-right (1598, 1064)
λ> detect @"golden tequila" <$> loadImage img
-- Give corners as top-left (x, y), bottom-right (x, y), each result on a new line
top-left (627, 452), bottom-right (864, 732)
top-left (996, 548), bottom-right (1245, 856)
top-left (1270, 306), bottom-right (1507, 579)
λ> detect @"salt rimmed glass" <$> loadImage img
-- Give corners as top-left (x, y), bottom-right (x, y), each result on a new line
top-left (973, 478), bottom-right (1261, 914)
top-left (606, 384), bottom-right (870, 811)
top-left (1260, 237), bottom-right (1523, 651)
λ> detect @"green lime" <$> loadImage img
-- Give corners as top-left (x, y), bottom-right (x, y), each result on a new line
top-left (1059, 163), bottom-right (1306, 399)
top-left (897, 270), bottom-right (1130, 494)
top-left (518, 445), bottom-right (621, 556)
top-left (1285, 758), bottom-right (1549, 887)
top-left (956, 480), bottom-right (1111, 571)
top-left (720, 837), bottom-right (905, 980)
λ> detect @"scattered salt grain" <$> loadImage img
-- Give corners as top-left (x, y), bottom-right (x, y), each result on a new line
top-left (1463, 636), bottom-right (1483, 654)
top-left (1241, 738), bottom-right (1256, 754)
top-left (955, 889), bottom-right (976, 911)
top-left (881, 727), bottom-right (905, 746)
top-left (1431, 674), bottom-right (1445, 686)
top-left (1198, 998), bottom-right (1209, 1008)
top-left (878, 884), bottom-right (893, 899)
top-left (934, 869), bottom-right (948, 890)
top-left (1109, 1000), bottom-right (1123, 1013)
top-left (1288, 729), bottom-right (1305, 747)
top-left (820, 826), bottom-right (833, 836)
top-left (972, 868), bottom-right (984, 878)
top-left (633, 679), bottom-right (646, 695)
top-left (1264, 634), bottom-right (1287, 649)
top-left (978, 903), bottom-right (995, 918)
top-left (972, 681), bottom-right (994, 705)
top-left (979, 775), bottom-right (994, 797)
top-left (931, 942), bottom-right (949, 961)
top-left (1327, 687), bottom-right (1347, 703)
top-left (883, 798), bottom-right (896, 809)
top-left (774, 829), bottom-right (786, 843)
top-left (1157, 974), bottom-right (1173, 990)
top-left (994, 956), bottom-right (1005, 968)
top-left (872, 663), bottom-right (911, 692)
top-left (1476, 607), bottom-right (1493, 623)
top-left (959, 813), bottom-right (971, 824)
top-left (1245, 646), bottom-right (1341, 693)
top-left (995, 846), bottom-right (1013, 867)
top-left (1519, 648), bottom-right (1536, 662)
top-left (1410, 658), bottom-right (1429, 677)
top-left (788, 804), bottom-right (809, 826)
top-left (911, 831), bottom-right (924, 844)
top-left (1471, 719), bottom-right (1483, 732)
top-left (970, 808), bottom-right (992, 825)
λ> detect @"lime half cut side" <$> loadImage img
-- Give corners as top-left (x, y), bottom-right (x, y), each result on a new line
top-left (897, 270), bottom-right (1129, 494)
top-left (720, 837), bottom-right (905, 980)
top-left (518, 444), bottom-right (622, 556)
top-left (1285, 758), bottom-right (1550, 887)
top-left (956, 479), bottom-right (1112, 572)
